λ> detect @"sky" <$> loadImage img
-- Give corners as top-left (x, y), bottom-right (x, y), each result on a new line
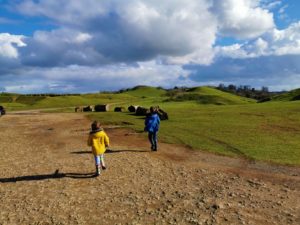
top-left (0, 0), bottom-right (299, 93)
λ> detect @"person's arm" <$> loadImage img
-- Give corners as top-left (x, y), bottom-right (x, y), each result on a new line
top-left (104, 132), bottom-right (110, 147)
top-left (144, 116), bottom-right (149, 131)
top-left (144, 116), bottom-right (149, 126)
top-left (87, 134), bottom-right (92, 146)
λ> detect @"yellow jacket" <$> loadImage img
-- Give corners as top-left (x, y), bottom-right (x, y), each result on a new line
top-left (87, 129), bottom-right (109, 155)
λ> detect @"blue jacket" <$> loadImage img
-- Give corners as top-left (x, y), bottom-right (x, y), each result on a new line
top-left (145, 113), bottom-right (160, 132)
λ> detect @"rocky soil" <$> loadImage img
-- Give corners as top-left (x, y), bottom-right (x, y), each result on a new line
top-left (0, 112), bottom-right (299, 225)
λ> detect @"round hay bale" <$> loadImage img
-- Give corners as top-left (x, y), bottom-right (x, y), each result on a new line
top-left (83, 105), bottom-right (94, 112)
top-left (136, 106), bottom-right (148, 116)
top-left (95, 104), bottom-right (109, 112)
top-left (157, 108), bottom-right (169, 120)
top-left (128, 105), bottom-right (139, 112)
top-left (114, 107), bottom-right (126, 112)
top-left (75, 106), bottom-right (83, 112)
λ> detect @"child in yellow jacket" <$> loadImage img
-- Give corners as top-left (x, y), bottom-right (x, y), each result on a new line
top-left (87, 121), bottom-right (110, 176)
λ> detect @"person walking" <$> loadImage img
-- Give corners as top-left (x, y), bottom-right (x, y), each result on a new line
top-left (144, 106), bottom-right (160, 151)
top-left (87, 121), bottom-right (110, 176)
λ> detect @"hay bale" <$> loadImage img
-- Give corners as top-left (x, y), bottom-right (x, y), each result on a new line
top-left (114, 107), bottom-right (126, 112)
top-left (128, 105), bottom-right (139, 112)
top-left (95, 104), bottom-right (109, 112)
top-left (0, 105), bottom-right (5, 116)
top-left (83, 105), bottom-right (94, 112)
top-left (157, 108), bottom-right (169, 120)
top-left (75, 106), bottom-right (83, 112)
top-left (148, 106), bottom-right (169, 120)
top-left (136, 106), bottom-right (149, 116)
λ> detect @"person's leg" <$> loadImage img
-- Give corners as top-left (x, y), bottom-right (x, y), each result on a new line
top-left (100, 154), bottom-right (106, 170)
top-left (153, 131), bottom-right (158, 151)
top-left (148, 132), bottom-right (154, 150)
top-left (94, 155), bottom-right (101, 175)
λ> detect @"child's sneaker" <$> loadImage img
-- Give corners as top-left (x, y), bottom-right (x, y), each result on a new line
top-left (102, 165), bottom-right (106, 170)
top-left (95, 165), bottom-right (101, 176)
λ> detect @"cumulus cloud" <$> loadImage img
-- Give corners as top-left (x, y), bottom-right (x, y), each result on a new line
top-left (0, 33), bottom-right (26, 58)
top-left (4, 0), bottom-right (278, 67)
top-left (261, 0), bottom-right (282, 10)
top-left (0, 62), bottom-right (192, 93)
top-left (211, 0), bottom-right (275, 39)
top-left (187, 21), bottom-right (300, 90)
top-left (9, 0), bottom-right (217, 66)
top-left (185, 54), bottom-right (300, 90)
top-left (18, 28), bottom-right (105, 67)
top-left (215, 22), bottom-right (300, 58)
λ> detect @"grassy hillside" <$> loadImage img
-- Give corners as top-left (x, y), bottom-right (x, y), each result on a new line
top-left (166, 86), bottom-right (255, 105)
top-left (0, 93), bottom-right (139, 110)
top-left (0, 86), bottom-right (167, 110)
top-left (0, 86), bottom-right (253, 110)
top-left (33, 93), bottom-right (135, 108)
top-left (121, 86), bottom-right (167, 98)
top-left (0, 96), bottom-right (14, 103)
top-left (272, 88), bottom-right (300, 101)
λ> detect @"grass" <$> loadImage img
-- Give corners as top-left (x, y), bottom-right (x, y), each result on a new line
top-left (88, 100), bottom-right (300, 166)
top-left (1, 86), bottom-right (300, 165)
top-left (272, 88), bottom-right (300, 101)
top-left (166, 86), bottom-right (255, 105)
top-left (122, 86), bottom-right (167, 98)
top-left (15, 95), bottom-right (47, 105)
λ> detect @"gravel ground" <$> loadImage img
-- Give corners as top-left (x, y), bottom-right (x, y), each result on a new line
top-left (0, 112), bottom-right (299, 225)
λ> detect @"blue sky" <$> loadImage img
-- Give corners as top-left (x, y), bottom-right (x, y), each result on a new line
top-left (0, 0), bottom-right (299, 93)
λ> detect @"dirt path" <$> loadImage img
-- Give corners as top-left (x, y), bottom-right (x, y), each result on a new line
top-left (0, 112), bottom-right (299, 225)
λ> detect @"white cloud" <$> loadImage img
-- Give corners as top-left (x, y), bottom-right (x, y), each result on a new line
top-left (0, 33), bottom-right (26, 58)
top-left (11, 0), bottom-right (217, 66)
top-left (185, 54), bottom-right (300, 91)
top-left (74, 33), bottom-right (92, 44)
top-left (261, 0), bottom-right (282, 10)
top-left (215, 22), bottom-right (300, 58)
top-left (278, 4), bottom-right (288, 14)
top-left (33, 29), bottom-right (92, 44)
top-left (0, 62), bottom-right (192, 93)
top-left (266, 22), bottom-right (300, 55)
top-left (7, 0), bottom-right (278, 66)
top-left (14, 0), bottom-right (110, 26)
top-left (18, 28), bottom-right (105, 67)
top-left (211, 0), bottom-right (275, 39)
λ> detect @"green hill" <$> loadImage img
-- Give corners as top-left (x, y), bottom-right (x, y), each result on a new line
top-left (0, 93), bottom-right (136, 110)
top-left (271, 88), bottom-right (300, 101)
top-left (121, 86), bottom-right (167, 98)
top-left (167, 86), bottom-right (255, 105)
top-left (0, 86), bottom-right (255, 110)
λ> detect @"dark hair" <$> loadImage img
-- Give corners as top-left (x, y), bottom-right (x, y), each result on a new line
top-left (150, 106), bottom-right (158, 113)
top-left (91, 121), bottom-right (100, 131)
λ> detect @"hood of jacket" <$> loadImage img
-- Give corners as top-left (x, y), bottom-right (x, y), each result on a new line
top-left (90, 128), bottom-right (103, 135)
